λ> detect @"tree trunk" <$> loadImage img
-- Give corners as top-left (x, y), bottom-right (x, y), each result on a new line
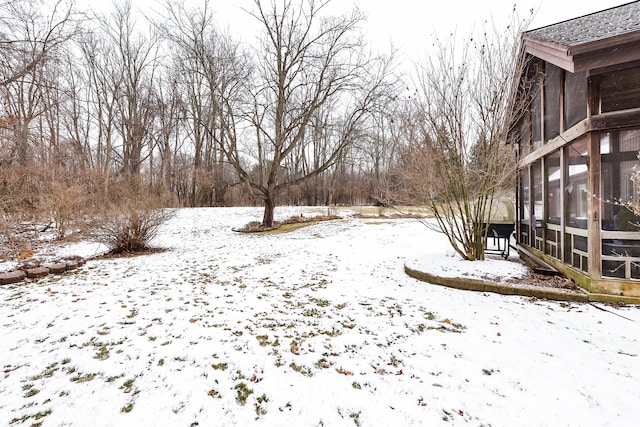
top-left (262, 194), bottom-right (276, 227)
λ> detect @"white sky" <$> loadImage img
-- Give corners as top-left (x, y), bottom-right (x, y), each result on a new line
top-left (184, 0), bottom-right (631, 60)
top-left (112, 1), bottom-right (631, 57)
top-left (90, 0), bottom-right (631, 79)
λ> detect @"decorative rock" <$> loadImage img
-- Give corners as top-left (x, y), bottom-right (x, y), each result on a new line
top-left (48, 263), bottom-right (67, 274)
top-left (25, 267), bottom-right (50, 279)
top-left (0, 270), bottom-right (26, 285)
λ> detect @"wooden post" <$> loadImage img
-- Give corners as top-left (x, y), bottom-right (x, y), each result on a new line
top-left (559, 147), bottom-right (566, 263)
top-left (541, 156), bottom-right (548, 253)
top-left (588, 131), bottom-right (601, 278)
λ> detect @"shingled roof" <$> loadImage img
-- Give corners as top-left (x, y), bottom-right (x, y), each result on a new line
top-left (526, 1), bottom-right (640, 47)
top-left (521, 1), bottom-right (640, 72)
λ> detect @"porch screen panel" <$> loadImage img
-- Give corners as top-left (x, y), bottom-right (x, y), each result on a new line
top-left (601, 129), bottom-right (640, 231)
top-left (565, 139), bottom-right (589, 271)
top-left (600, 66), bottom-right (640, 113)
top-left (531, 85), bottom-right (542, 150)
top-left (546, 151), bottom-right (561, 224)
top-left (546, 150), bottom-right (561, 259)
top-left (565, 139), bottom-right (588, 229)
top-left (515, 116), bottom-right (531, 158)
top-left (601, 129), bottom-right (640, 279)
top-left (544, 63), bottom-right (561, 142)
top-left (532, 160), bottom-right (543, 251)
top-left (564, 71), bottom-right (587, 129)
top-left (519, 168), bottom-right (530, 245)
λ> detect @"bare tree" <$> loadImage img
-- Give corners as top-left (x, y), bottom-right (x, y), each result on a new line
top-left (219, 0), bottom-right (394, 226)
top-left (405, 12), bottom-right (530, 260)
top-left (109, 1), bottom-right (159, 177)
top-left (81, 1), bottom-right (159, 181)
top-left (0, 0), bottom-right (78, 88)
top-left (0, 0), bottom-right (78, 167)
top-left (160, 0), bottom-right (245, 207)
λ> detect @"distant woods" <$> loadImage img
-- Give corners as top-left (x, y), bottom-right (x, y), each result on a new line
top-left (0, 0), bottom-right (526, 230)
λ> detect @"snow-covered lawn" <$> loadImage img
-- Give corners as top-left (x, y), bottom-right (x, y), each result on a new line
top-left (1, 207), bottom-right (639, 426)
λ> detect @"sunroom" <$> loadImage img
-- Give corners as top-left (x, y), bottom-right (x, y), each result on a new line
top-left (511, 1), bottom-right (640, 301)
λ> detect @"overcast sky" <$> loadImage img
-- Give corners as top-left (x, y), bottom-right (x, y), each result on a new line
top-left (356, 0), bottom-right (630, 54)
top-left (167, 0), bottom-right (630, 60)
top-left (119, 0), bottom-right (630, 65)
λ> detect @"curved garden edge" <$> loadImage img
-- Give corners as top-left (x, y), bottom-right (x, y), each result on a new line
top-left (232, 214), bottom-right (343, 234)
top-left (404, 264), bottom-right (590, 303)
top-left (405, 264), bottom-right (640, 305)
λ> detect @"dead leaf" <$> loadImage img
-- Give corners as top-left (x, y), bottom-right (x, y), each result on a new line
top-left (290, 342), bottom-right (299, 355)
top-left (395, 369), bottom-right (403, 375)
top-left (497, 332), bottom-right (502, 337)
top-left (337, 367), bottom-right (353, 376)
top-left (444, 319), bottom-right (451, 324)
top-left (189, 319), bottom-right (197, 323)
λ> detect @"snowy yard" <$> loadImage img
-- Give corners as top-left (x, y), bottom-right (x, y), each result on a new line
top-left (1, 207), bottom-right (639, 426)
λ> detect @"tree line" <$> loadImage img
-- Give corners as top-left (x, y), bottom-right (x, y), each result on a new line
top-left (1, 0), bottom-right (526, 258)
top-left (1, 1), bottom-right (405, 219)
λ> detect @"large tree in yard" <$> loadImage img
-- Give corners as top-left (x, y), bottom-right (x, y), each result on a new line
top-left (223, 0), bottom-right (393, 227)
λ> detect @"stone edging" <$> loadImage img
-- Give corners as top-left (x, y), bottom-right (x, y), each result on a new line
top-left (404, 264), bottom-right (590, 303)
top-left (0, 259), bottom-right (86, 286)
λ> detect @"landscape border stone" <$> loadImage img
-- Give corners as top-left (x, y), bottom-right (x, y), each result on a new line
top-left (25, 267), bottom-right (50, 279)
top-left (0, 270), bottom-right (27, 285)
top-left (48, 263), bottom-right (68, 274)
top-left (0, 257), bottom-right (86, 286)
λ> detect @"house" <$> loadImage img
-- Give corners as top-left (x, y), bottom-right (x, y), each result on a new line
top-left (510, 1), bottom-right (640, 301)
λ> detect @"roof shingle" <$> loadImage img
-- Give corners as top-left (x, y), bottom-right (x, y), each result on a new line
top-left (526, 1), bottom-right (640, 47)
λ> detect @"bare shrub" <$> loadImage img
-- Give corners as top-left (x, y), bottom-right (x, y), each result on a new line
top-left (400, 11), bottom-right (531, 261)
top-left (92, 178), bottom-right (174, 254)
top-left (0, 218), bottom-right (16, 261)
top-left (94, 208), bottom-right (173, 254)
top-left (39, 181), bottom-right (88, 240)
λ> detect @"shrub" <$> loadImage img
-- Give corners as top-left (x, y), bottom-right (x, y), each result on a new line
top-left (39, 182), bottom-right (88, 240)
top-left (90, 175), bottom-right (176, 254)
top-left (94, 208), bottom-right (173, 254)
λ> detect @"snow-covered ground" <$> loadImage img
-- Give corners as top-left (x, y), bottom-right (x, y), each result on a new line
top-left (1, 207), bottom-right (639, 426)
